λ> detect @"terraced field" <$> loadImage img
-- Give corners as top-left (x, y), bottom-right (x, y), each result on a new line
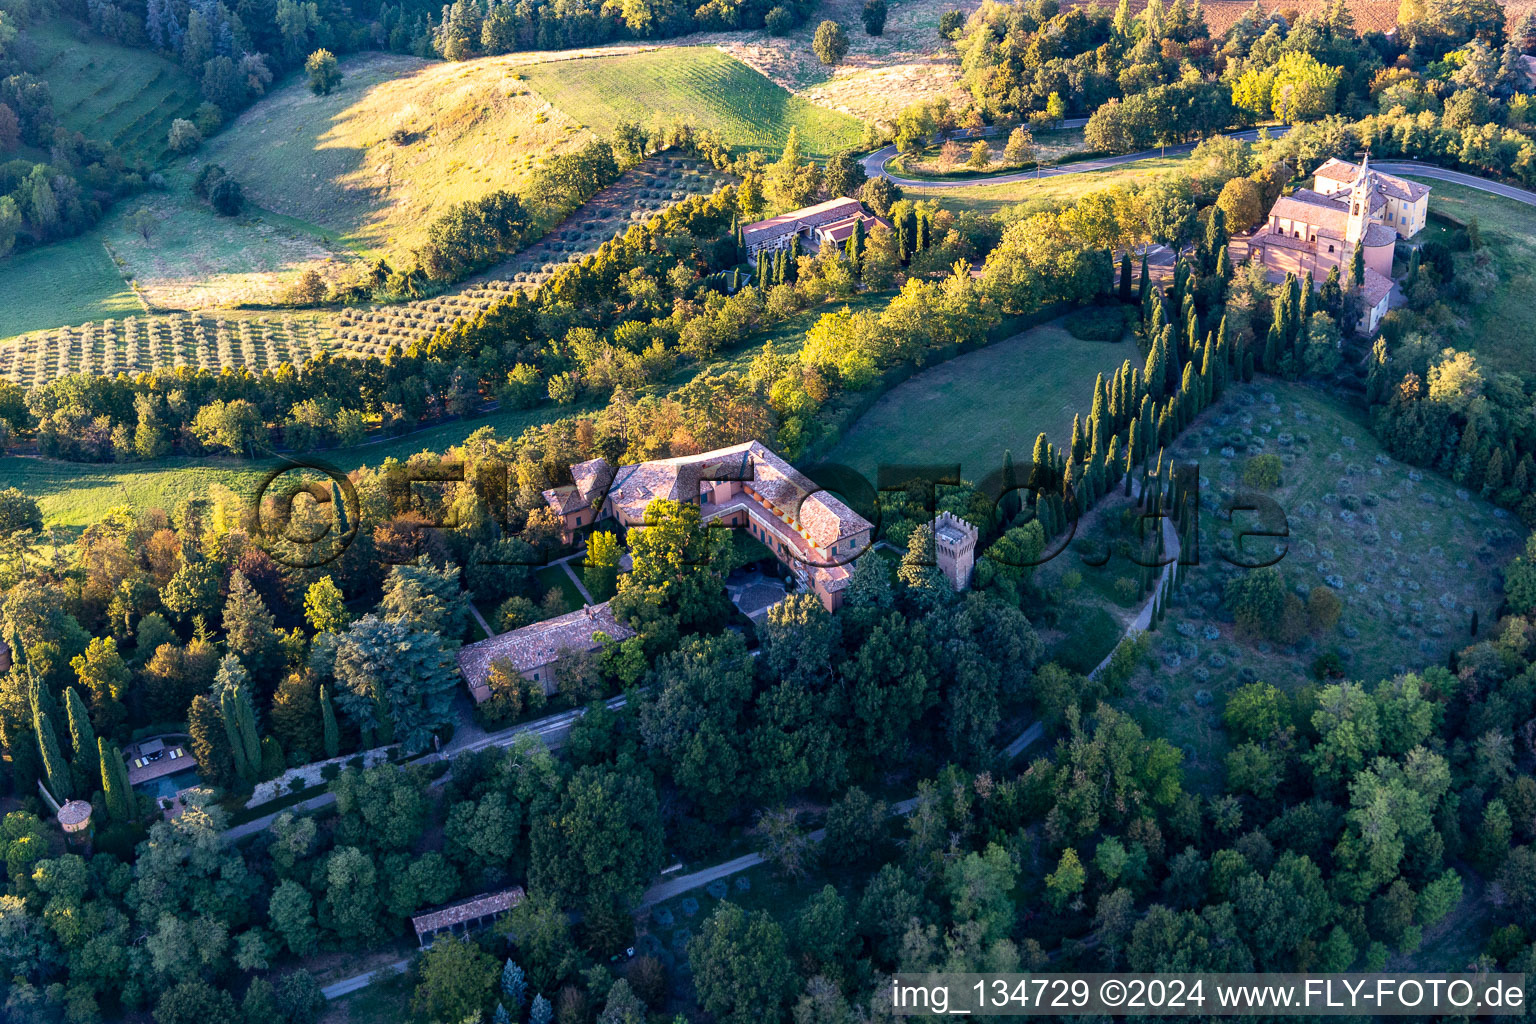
top-left (521, 47), bottom-right (864, 160)
top-left (0, 155), bottom-right (732, 382)
top-left (24, 20), bottom-right (203, 162)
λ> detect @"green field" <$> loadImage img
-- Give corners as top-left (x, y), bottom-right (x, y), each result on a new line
top-left (1072, 379), bottom-right (1521, 790)
top-left (910, 155), bottom-right (1192, 218)
top-left (0, 235), bottom-right (142, 340)
top-left (24, 20), bottom-right (203, 162)
top-left (827, 320), bottom-right (1134, 482)
top-left (1401, 176), bottom-right (1536, 378)
top-left (521, 47), bottom-right (864, 160)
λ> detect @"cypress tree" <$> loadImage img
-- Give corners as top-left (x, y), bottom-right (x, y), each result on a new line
top-left (320, 684), bottom-right (340, 759)
top-left (1263, 320), bottom-right (1282, 372)
top-left (1138, 252), bottom-right (1150, 306)
top-left (1001, 448), bottom-right (1020, 522)
top-left (916, 212), bottom-right (930, 252)
top-left (1203, 204), bottom-right (1228, 270)
top-left (1300, 270), bottom-right (1315, 321)
top-left (1070, 414), bottom-right (1085, 464)
top-left (757, 251), bottom-right (768, 285)
top-left (1125, 419), bottom-right (1139, 494)
top-left (1119, 250), bottom-right (1133, 302)
top-left (1216, 243), bottom-right (1231, 280)
top-left (331, 480), bottom-right (349, 536)
top-left (1106, 435), bottom-right (1121, 490)
top-left (1144, 336), bottom-right (1166, 401)
top-left (1090, 374), bottom-right (1108, 455)
top-left (33, 682), bottom-right (72, 802)
top-left (221, 687), bottom-right (252, 782)
top-left (1184, 306), bottom-right (1199, 361)
top-left (1351, 240), bottom-right (1365, 287)
top-left (64, 687), bottom-right (98, 794)
top-left (100, 738), bottom-right (133, 822)
top-left (1160, 326), bottom-right (1178, 396)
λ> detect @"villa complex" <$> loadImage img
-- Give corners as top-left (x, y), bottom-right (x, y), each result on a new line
top-left (542, 440), bottom-right (874, 611)
top-left (741, 197), bottom-right (890, 257)
top-left (456, 603), bottom-right (635, 704)
top-left (1246, 156), bottom-right (1430, 334)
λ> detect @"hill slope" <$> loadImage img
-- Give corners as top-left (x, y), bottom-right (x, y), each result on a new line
top-left (22, 19), bottom-right (203, 162)
top-left (520, 46), bottom-right (865, 160)
top-left (198, 52), bottom-right (598, 260)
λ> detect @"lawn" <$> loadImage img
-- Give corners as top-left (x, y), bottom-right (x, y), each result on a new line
top-left (521, 47), bottom-right (864, 160)
top-left (23, 19), bottom-right (202, 162)
top-left (102, 175), bottom-right (358, 310)
top-left (200, 52), bottom-right (597, 259)
top-left (889, 126), bottom-right (1092, 179)
top-left (908, 154), bottom-right (1192, 218)
top-left (1398, 176), bottom-right (1536, 379)
top-left (0, 235), bottom-right (142, 341)
top-left (826, 319), bottom-right (1135, 484)
top-left (1068, 379), bottom-right (1522, 791)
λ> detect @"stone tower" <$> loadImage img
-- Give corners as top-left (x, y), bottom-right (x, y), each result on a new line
top-left (932, 512), bottom-right (979, 592)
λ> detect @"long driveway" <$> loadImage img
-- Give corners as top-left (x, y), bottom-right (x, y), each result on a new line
top-left (862, 127), bottom-right (1275, 189)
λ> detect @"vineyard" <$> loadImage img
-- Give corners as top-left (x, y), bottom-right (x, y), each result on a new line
top-left (1, 155), bottom-right (734, 384)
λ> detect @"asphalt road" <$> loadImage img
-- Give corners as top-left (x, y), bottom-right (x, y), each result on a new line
top-left (1371, 161), bottom-right (1536, 207)
top-left (862, 126), bottom-right (1275, 189)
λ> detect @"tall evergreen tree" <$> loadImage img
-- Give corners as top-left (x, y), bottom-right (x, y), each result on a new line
top-left (1351, 241), bottom-right (1365, 287)
top-left (320, 683), bottom-right (340, 758)
top-left (217, 655), bottom-right (261, 782)
top-left (99, 738), bottom-right (133, 822)
top-left (1119, 250), bottom-right (1134, 302)
top-left (64, 686), bottom-right (98, 794)
top-left (33, 680), bottom-right (73, 801)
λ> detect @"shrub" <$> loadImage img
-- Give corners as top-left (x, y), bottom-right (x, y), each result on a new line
top-left (209, 177), bottom-right (244, 217)
top-left (939, 8), bottom-right (965, 37)
top-left (1243, 454), bottom-right (1283, 489)
top-left (306, 49), bottom-right (342, 96)
top-left (862, 0), bottom-right (887, 34)
top-left (765, 6), bottom-right (794, 34)
top-left (167, 118), bottom-right (203, 154)
top-left (813, 20), bottom-right (850, 65)
top-left (1064, 306), bottom-right (1127, 342)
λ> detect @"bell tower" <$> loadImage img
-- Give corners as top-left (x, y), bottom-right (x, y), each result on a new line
top-left (1345, 153), bottom-right (1374, 246)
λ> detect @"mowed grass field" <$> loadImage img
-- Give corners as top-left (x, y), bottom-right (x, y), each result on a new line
top-left (910, 154), bottom-right (1192, 218)
top-left (200, 52), bottom-right (598, 259)
top-left (0, 235), bottom-right (141, 340)
top-left (1400, 176), bottom-right (1536, 378)
top-left (520, 47), bottom-right (864, 160)
top-left (24, 20), bottom-right (202, 162)
top-left (828, 320), bottom-right (1134, 482)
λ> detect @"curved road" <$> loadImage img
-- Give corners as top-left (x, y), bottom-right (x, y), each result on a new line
top-left (1371, 161), bottom-right (1536, 207)
top-left (862, 126), bottom-right (1276, 189)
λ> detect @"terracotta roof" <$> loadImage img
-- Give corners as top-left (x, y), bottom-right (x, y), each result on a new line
top-left (456, 602), bottom-right (636, 701)
top-left (571, 457), bottom-right (613, 504)
top-left (541, 485), bottom-right (589, 516)
top-left (742, 198), bottom-right (865, 245)
top-left (1312, 157), bottom-right (1430, 203)
top-left (1362, 222), bottom-right (1396, 247)
top-left (412, 887), bottom-right (525, 938)
top-left (814, 212), bottom-right (892, 246)
top-left (1359, 267), bottom-right (1393, 309)
top-left (1270, 194), bottom-right (1349, 235)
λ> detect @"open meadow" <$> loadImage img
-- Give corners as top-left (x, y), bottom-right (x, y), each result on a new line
top-left (199, 52), bottom-right (597, 259)
top-left (1052, 380), bottom-right (1522, 790)
top-left (21, 19), bottom-right (203, 162)
top-left (0, 235), bottom-right (142, 339)
top-left (519, 47), bottom-right (864, 160)
top-left (1400, 176), bottom-right (1536, 379)
top-left (828, 319), bottom-right (1133, 480)
top-left (909, 154), bottom-right (1193, 217)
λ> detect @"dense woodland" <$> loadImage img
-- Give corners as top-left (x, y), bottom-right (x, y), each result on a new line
top-left (3, 0), bottom-right (1536, 1021)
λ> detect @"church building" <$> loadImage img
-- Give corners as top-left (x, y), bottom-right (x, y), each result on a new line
top-left (1246, 156), bottom-right (1430, 335)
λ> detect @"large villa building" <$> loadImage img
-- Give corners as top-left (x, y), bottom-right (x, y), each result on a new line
top-left (741, 197), bottom-right (890, 258)
top-left (1246, 156), bottom-right (1430, 335)
top-left (542, 440), bottom-right (874, 612)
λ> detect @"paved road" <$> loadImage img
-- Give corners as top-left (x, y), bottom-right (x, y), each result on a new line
top-left (321, 959), bottom-right (409, 1000)
top-left (225, 693), bottom-right (631, 843)
top-left (862, 127), bottom-right (1275, 189)
top-left (1371, 161), bottom-right (1536, 207)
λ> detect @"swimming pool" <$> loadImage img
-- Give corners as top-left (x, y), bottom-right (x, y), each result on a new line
top-left (133, 769), bottom-right (202, 802)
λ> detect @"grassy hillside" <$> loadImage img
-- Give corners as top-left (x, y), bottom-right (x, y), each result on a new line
top-left (1399, 177), bottom-right (1536, 380)
top-left (0, 235), bottom-right (142, 339)
top-left (910, 154), bottom-right (1192, 217)
top-left (520, 47), bottom-right (864, 160)
top-left (199, 52), bottom-right (597, 259)
top-left (23, 19), bottom-right (203, 162)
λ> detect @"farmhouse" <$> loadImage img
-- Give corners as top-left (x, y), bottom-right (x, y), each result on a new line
top-left (1246, 156), bottom-right (1429, 335)
top-left (542, 440), bottom-right (873, 612)
top-left (741, 197), bottom-right (890, 257)
top-left (456, 602), bottom-right (636, 704)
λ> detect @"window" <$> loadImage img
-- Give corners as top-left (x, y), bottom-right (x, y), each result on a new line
top-left (575, 516), bottom-right (582, 526)
top-left (1328, 244), bottom-right (1334, 253)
